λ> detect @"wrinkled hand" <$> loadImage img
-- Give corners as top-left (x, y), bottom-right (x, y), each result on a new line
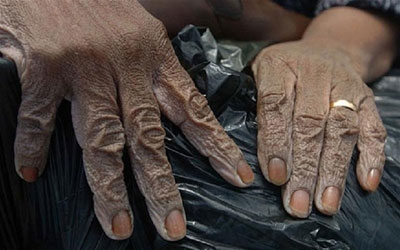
top-left (252, 40), bottom-right (386, 217)
top-left (2, 0), bottom-right (254, 240)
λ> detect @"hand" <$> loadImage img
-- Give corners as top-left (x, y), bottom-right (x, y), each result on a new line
top-left (252, 40), bottom-right (386, 217)
top-left (1, 0), bottom-right (254, 240)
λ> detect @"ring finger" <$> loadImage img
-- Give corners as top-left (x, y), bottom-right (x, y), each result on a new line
top-left (314, 68), bottom-right (363, 215)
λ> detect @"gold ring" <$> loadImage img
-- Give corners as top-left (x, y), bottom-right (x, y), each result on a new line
top-left (330, 100), bottom-right (357, 112)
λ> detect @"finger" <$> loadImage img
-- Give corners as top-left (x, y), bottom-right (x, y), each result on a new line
top-left (313, 69), bottom-right (364, 215)
top-left (314, 107), bottom-right (359, 215)
top-left (252, 53), bottom-right (296, 186)
top-left (356, 94), bottom-right (386, 192)
top-left (282, 57), bottom-right (331, 218)
top-left (14, 65), bottom-right (63, 182)
top-left (153, 43), bottom-right (254, 187)
top-left (117, 67), bottom-right (186, 241)
top-left (70, 69), bottom-right (133, 240)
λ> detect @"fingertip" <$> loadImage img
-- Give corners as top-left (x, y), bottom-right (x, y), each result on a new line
top-left (320, 186), bottom-right (340, 215)
top-left (20, 167), bottom-right (38, 183)
top-left (268, 158), bottom-right (288, 186)
top-left (112, 210), bottom-right (133, 239)
top-left (289, 190), bottom-right (310, 218)
top-left (357, 165), bottom-right (382, 192)
top-left (165, 210), bottom-right (186, 241)
top-left (365, 169), bottom-right (381, 192)
top-left (237, 160), bottom-right (254, 185)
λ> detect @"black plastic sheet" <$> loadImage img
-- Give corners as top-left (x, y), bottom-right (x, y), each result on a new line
top-left (1, 25), bottom-right (399, 250)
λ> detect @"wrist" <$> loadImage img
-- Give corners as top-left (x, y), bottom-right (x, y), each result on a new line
top-left (212, 0), bottom-right (310, 41)
top-left (302, 7), bottom-right (398, 82)
top-left (300, 37), bottom-right (371, 81)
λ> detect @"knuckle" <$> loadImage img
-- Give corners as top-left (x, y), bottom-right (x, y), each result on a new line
top-left (138, 16), bottom-right (168, 47)
top-left (14, 131), bottom-right (48, 159)
top-left (117, 17), bottom-right (169, 69)
top-left (258, 92), bottom-right (285, 112)
top-left (85, 120), bottom-right (125, 154)
top-left (142, 166), bottom-right (180, 203)
top-left (258, 112), bottom-right (288, 145)
top-left (18, 112), bottom-right (53, 135)
top-left (159, 50), bottom-right (180, 74)
top-left (128, 105), bottom-right (160, 125)
top-left (367, 121), bottom-right (387, 142)
top-left (129, 106), bottom-right (165, 147)
top-left (292, 115), bottom-right (326, 182)
top-left (292, 153), bottom-right (320, 180)
top-left (94, 176), bottom-right (127, 202)
top-left (14, 105), bottom-right (55, 162)
top-left (151, 174), bottom-right (179, 203)
top-left (321, 157), bottom-right (349, 183)
top-left (16, 104), bottom-right (57, 146)
top-left (328, 108), bottom-right (359, 136)
top-left (291, 163), bottom-right (318, 182)
top-left (321, 136), bottom-right (355, 182)
top-left (187, 90), bottom-right (213, 122)
top-left (294, 114), bottom-right (326, 136)
top-left (320, 156), bottom-right (351, 188)
top-left (138, 124), bottom-right (166, 148)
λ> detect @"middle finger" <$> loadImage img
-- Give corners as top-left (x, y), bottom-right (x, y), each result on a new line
top-left (282, 56), bottom-right (331, 218)
top-left (117, 65), bottom-right (186, 241)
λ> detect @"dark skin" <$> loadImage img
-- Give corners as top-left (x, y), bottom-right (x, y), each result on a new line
top-left (139, 0), bottom-right (311, 41)
top-left (252, 7), bottom-right (397, 217)
top-left (143, 0), bottom-right (399, 223)
top-left (3, 0), bottom-right (254, 241)
top-left (3, 0), bottom-right (398, 241)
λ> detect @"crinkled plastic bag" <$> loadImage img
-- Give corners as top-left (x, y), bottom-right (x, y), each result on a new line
top-left (1, 25), bottom-right (399, 250)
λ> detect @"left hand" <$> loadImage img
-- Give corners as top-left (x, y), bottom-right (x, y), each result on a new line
top-left (2, 0), bottom-right (254, 240)
top-left (252, 40), bottom-right (387, 217)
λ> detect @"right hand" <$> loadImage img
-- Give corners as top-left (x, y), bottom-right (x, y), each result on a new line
top-left (252, 40), bottom-right (387, 218)
top-left (1, 0), bottom-right (254, 240)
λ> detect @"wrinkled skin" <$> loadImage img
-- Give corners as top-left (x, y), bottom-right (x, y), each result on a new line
top-left (1, 0), bottom-right (254, 240)
top-left (252, 40), bottom-right (387, 217)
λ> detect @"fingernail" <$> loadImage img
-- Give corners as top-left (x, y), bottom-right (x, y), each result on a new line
top-left (321, 186), bottom-right (340, 215)
top-left (165, 210), bottom-right (186, 240)
top-left (366, 169), bottom-right (381, 191)
top-left (20, 167), bottom-right (38, 183)
top-left (289, 190), bottom-right (310, 218)
top-left (237, 160), bottom-right (254, 185)
top-left (112, 210), bottom-right (132, 238)
top-left (268, 158), bottom-right (287, 185)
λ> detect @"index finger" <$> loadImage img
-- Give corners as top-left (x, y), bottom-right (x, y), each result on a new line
top-left (117, 65), bottom-right (186, 241)
top-left (70, 66), bottom-right (133, 240)
top-left (252, 53), bottom-right (296, 186)
top-left (153, 42), bottom-right (254, 187)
